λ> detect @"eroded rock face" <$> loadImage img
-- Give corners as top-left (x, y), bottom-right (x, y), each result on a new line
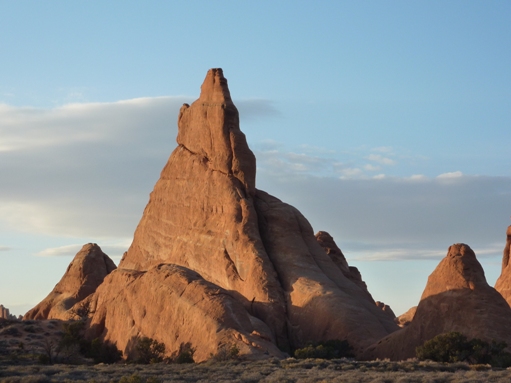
top-left (24, 244), bottom-right (116, 320)
top-left (363, 244), bottom-right (511, 360)
top-left (86, 264), bottom-right (284, 362)
top-left (90, 68), bottom-right (398, 358)
top-left (375, 301), bottom-right (396, 320)
top-left (494, 226), bottom-right (511, 305)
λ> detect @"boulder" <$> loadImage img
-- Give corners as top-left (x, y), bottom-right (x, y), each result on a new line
top-left (24, 244), bottom-right (116, 320)
top-left (90, 68), bottom-right (398, 359)
top-left (362, 244), bottom-right (511, 360)
top-left (86, 264), bottom-right (284, 362)
top-left (494, 225), bottom-right (511, 305)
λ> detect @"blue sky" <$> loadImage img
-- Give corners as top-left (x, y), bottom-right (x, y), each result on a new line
top-left (1, 1), bottom-right (510, 317)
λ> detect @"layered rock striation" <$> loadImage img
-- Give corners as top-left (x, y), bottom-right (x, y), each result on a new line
top-left (363, 243), bottom-right (511, 360)
top-left (24, 244), bottom-right (116, 320)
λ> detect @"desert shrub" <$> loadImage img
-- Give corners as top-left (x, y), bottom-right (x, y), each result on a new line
top-left (22, 325), bottom-right (40, 334)
top-left (211, 344), bottom-right (240, 361)
top-left (87, 338), bottom-right (122, 364)
top-left (135, 337), bottom-right (166, 364)
top-left (294, 339), bottom-right (354, 359)
top-left (0, 326), bottom-right (22, 337)
top-left (119, 374), bottom-right (143, 383)
top-left (416, 332), bottom-right (511, 367)
top-left (175, 343), bottom-right (195, 364)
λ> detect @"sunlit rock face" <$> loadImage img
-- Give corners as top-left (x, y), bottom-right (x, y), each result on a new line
top-left (495, 225), bottom-right (511, 305)
top-left (30, 69), bottom-right (399, 360)
top-left (24, 243), bottom-right (116, 321)
top-left (363, 243), bottom-right (511, 361)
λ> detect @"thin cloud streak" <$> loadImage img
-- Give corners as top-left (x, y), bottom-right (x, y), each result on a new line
top-left (36, 242), bottom-right (130, 259)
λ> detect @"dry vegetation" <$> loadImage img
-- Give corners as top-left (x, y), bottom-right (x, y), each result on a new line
top-left (3, 320), bottom-right (511, 382)
top-left (1, 358), bottom-right (511, 383)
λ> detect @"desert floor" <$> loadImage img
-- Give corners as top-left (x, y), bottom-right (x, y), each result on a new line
top-left (2, 358), bottom-right (511, 383)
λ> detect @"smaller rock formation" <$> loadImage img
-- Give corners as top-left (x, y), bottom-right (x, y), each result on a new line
top-left (375, 301), bottom-right (396, 320)
top-left (363, 243), bottom-right (511, 360)
top-left (24, 244), bottom-right (116, 320)
top-left (395, 306), bottom-right (417, 327)
top-left (0, 304), bottom-right (18, 320)
top-left (494, 225), bottom-right (511, 306)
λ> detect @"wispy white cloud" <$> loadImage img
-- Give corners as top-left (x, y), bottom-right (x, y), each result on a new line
top-left (36, 242), bottom-right (130, 259)
top-left (437, 171), bottom-right (463, 179)
top-left (0, 97), bottom-right (281, 238)
top-left (2, 97), bottom-right (509, 270)
top-left (366, 153), bottom-right (396, 166)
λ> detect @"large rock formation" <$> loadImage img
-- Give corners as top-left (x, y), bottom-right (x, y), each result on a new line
top-left (494, 225), bottom-right (511, 306)
top-left (363, 244), bottom-right (511, 360)
top-left (86, 68), bottom-right (398, 360)
top-left (24, 244), bottom-right (116, 320)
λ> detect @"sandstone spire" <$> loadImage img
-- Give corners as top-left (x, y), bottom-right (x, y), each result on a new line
top-left (363, 243), bottom-right (511, 360)
top-left (77, 69), bottom-right (397, 360)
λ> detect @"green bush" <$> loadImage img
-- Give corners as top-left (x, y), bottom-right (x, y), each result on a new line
top-left (135, 337), bottom-right (166, 364)
top-left (294, 339), bottom-right (354, 359)
top-left (416, 332), bottom-right (511, 367)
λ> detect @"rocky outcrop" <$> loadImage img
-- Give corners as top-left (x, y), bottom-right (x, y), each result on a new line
top-left (375, 301), bottom-right (396, 320)
top-left (395, 306), bottom-right (417, 327)
top-left (0, 305), bottom-right (18, 320)
top-left (494, 226), bottom-right (511, 306)
top-left (87, 68), bottom-right (398, 360)
top-left (86, 264), bottom-right (284, 362)
top-left (363, 244), bottom-right (511, 360)
top-left (24, 244), bottom-right (116, 320)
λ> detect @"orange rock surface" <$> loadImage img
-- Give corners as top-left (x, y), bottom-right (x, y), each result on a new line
top-left (494, 225), bottom-right (511, 305)
top-left (28, 69), bottom-right (398, 360)
top-left (24, 244), bottom-right (116, 320)
top-left (363, 244), bottom-right (511, 360)
top-left (94, 69), bottom-right (397, 358)
top-left (86, 264), bottom-right (284, 362)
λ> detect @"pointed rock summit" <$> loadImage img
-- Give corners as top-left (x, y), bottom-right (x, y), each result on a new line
top-left (363, 243), bottom-right (511, 360)
top-left (84, 69), bottom-right (398, 361)
top-left (24, 244), bottom-right (116, 320)
top-left (494, 225), bottom-right (511, 305)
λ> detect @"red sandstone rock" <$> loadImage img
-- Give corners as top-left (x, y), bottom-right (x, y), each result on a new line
top-left (86, 264), bottom-right (284, 362)
top-left (24, 244), bottom-right (116, 320)
top-left (494, 226), bottom-right (511, 305)
top-left (91, 69), bottom-right (398, 358)
top-left (362, 244), bottom-right (511, 360)
top-left (29, 69), bottom-right (399, 359)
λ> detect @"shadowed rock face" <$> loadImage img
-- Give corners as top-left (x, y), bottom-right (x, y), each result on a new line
top-left (494, 226), bottom-right (511, 305)
top-left (24, 244), bottom-right (116, 320)
top-left (363, 244), bottom-right (511, 361)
